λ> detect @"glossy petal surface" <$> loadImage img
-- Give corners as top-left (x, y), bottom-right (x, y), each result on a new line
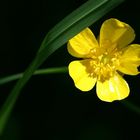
top-left (68, 60), bottom-right (97, 91)
top-left (99, 18), bottom-right (135, 49)
top-left (118, 44), bottom-right (140, 75)
top-left (67, 28), bottom-right (98, 58)
top-left (96, 73), bottom-right (129, 102)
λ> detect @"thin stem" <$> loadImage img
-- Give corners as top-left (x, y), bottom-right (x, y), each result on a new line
top-left (121, 100), bottom-right (140, 115)
top-left (0, 67), bottom-right (68, 85)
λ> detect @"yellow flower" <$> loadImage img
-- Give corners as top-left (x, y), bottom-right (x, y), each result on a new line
top-left (67, 18), bottom-right (140, 102)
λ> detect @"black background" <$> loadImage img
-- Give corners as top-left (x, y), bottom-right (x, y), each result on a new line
top-left (0, 0), bottom-right (140, 139)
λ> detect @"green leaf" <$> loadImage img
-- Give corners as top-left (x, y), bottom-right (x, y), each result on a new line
top-left (0, 0), bottom-right (124, 135)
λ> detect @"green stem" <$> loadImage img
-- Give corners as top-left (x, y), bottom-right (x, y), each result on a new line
top-left (121, 100), bottom-right (140, 115)
top-left (0, 65), bottom-right (67, 134)
top-left (0, 67), bottom-right (68, 85)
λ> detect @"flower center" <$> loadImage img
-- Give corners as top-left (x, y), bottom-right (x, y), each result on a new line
top-left (88, 47), bottom-right (121, 82)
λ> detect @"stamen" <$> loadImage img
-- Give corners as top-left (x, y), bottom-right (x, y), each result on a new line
top-left (89, 49), bottom-right (121, 82)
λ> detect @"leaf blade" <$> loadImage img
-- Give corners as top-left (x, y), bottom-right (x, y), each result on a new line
top-left (0, 0), bottom-right (125, 135)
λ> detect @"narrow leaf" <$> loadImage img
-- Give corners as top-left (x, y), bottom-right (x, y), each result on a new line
top-left (0, 0), bottom-right (124, 135)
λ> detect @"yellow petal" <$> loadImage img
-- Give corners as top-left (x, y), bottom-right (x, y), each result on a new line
top-left (67, 28), bottom-right (99, 58)
top-left (118, 44), bottom-right (140, 75)
top-left (96, 73), bottom-right (129, 102)
top-left (68, 60), bottom-right (97, 91)
top-left (99, 18), bottom-right (135, 49)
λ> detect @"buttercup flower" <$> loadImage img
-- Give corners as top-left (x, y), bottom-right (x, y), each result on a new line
top-left (67, 18), bottom-right (140, 102)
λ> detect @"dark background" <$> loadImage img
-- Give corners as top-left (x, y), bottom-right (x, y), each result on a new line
top-left (0, 0), bottom-right (140, 139)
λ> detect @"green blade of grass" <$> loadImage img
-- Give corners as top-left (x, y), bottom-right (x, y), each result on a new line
top-left (0, 67), bottom-right (67, 85)
top-left (0, 0), bottom-right (124, 135)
